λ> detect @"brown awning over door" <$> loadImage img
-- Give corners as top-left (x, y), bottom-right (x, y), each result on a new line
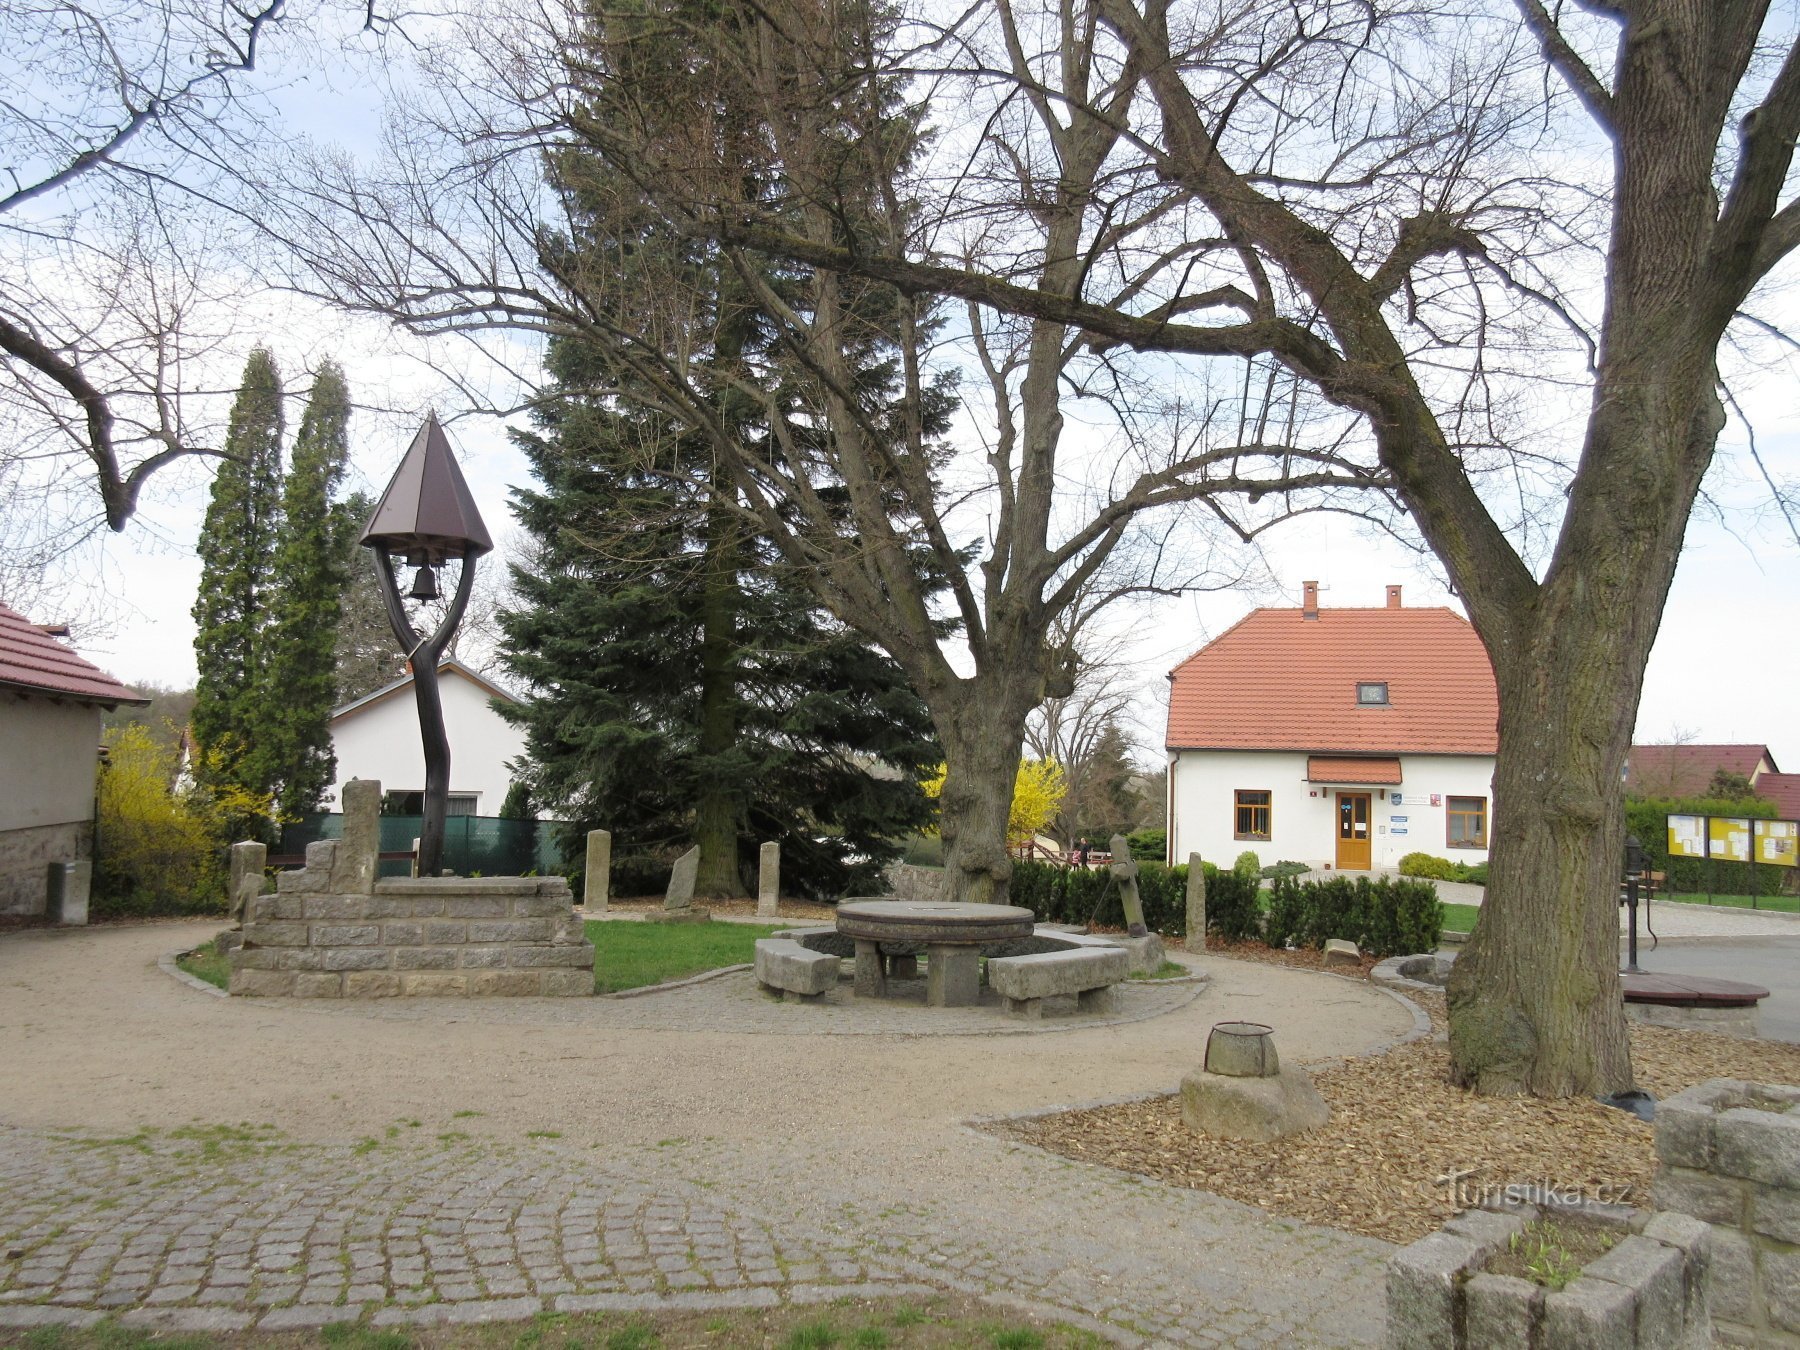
top-left (1307, 756), bottom-right (1402, 784)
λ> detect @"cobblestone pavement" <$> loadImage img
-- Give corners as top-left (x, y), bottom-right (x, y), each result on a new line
top-left (0, 923), bottom-right (1417, 1345)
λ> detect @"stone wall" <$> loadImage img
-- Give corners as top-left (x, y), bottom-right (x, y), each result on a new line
top-left (1652, 1078), bottom-right (1800, 1344)
top-left (0, 821), bottom-right (90, 917)
top-left (228, 779), bottom-right (594, 998)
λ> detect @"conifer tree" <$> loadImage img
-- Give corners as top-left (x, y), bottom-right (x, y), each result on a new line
top-left (191, 348), bottom-right (284, 823)
top-left (255, 362), bottom-right (354, 820)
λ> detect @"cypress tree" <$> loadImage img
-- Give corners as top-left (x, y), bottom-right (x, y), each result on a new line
top-left (191, 347), bottom-right (284, 821)
top-left (255, 362), bottom-right (354, 820)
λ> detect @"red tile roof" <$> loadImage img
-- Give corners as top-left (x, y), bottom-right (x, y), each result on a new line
top-left (0, 603), bottom-right (147, 707)
top-left (1166, 603), bottom-right (1497, 755)
top-left (1307, 756), bottom-right (1403, 784)
top-left (1623, 744), bottom-right (1777, 798)
top-left (1754, 773), bottom-right (1800, 822)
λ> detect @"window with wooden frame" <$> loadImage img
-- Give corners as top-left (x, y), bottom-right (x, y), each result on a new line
top-left (1447, 795), bottom-right (1488, 849)
top-left (1234, 789), bottom-right (1272, 840)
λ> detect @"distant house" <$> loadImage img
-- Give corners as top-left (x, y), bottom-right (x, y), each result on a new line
top-left (1625, 742), bottom-right (1800, 820)
top-left (1164, 583), bottom-right (1499, 871)
top-left (327, 659), bottom-right (524, 816)
top-left (0, 604), bottom-right (146, 915)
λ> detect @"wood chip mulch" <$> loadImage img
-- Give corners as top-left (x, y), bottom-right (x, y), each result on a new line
top-left (989, 983), bottom-right (1800, 1245)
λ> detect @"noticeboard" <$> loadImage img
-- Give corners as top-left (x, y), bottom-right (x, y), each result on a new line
top-left (1667, 814), bottom-right (1706, 859)
top-left (1755, 819), bottom-right (1799, 868)
top-left (1708, 816), bottom-right (1752, 862)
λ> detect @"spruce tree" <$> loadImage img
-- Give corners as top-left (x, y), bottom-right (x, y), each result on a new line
top-left (333, 490), bottom-right (407, 703)
top-left (255, 362), bottom-right (353, 820)
top-left (191, 348), bottom-right (284, 822)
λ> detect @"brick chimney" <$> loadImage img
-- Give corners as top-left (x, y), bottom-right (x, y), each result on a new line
top-left (1386, 585), bottom-right (1403, 609)
top-left (1302, 580), bottom-right (1319, 618)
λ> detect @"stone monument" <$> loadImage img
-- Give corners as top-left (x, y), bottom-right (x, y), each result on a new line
top-left (646, 845), bottom-right (710, 924)
top-left (757, 841), bottom-right (780, 918)
top-left (584, 829), bottom-right (611, 912)
top-left (1180, 1022), bottom-right (1329, 1142)
top-left (1184, 851), bottom-right (1206, 951)
top-left (1107, 834), bottom-right (1166, 973)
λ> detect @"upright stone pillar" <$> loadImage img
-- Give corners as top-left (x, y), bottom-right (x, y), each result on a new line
top-left (585, 829), bottom-right (612, 912)
top-left (228, 841), bottom-right (267, 925)
top-left (331, 778), bottom-right (382, 895)
top-left (47, 860), bottom-right (91, 925)
top-left (1185, 852), bottom-right (1206, 951)
top-left (757, 841), bottom-right (780, 917)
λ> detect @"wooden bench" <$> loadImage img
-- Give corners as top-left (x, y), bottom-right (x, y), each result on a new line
top-left (753, 938), bottom-right (842, 1002)
top-left (986, 945), bottom-right (1130, 1019)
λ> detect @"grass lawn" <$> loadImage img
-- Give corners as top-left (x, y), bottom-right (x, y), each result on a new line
top-left (176, 935), bottom-right (232, 989)
top-left (0, 1294), bottom-right (1100, 1349)
top-left (1655, 889), bottom-right (1800, 913)
top-left (586, 919), bottom-right (790, 994)
top-left (1440, 902), bottom-right (1481, 936)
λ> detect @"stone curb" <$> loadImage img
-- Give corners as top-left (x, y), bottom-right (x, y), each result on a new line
top-left (608, 963), bottom-right (753, 999)
top-left (158, 950), bottom-right (228, 1000)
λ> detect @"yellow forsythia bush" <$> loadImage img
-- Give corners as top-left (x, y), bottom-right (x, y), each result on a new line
top-left (94, 724), bottom-right (228, 916)
top-left (920, 757), bottom-right (1069, 846)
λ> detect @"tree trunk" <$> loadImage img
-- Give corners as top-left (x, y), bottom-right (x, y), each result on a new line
top-left (693, 494), bottom-right (746, 898)
top-left (935, 670), bottom-right (1039, 905)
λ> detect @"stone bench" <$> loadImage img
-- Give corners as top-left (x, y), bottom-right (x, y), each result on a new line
top-left (754, 938), bottom-right (842, 1002)
top-left (986, 946), bottom-right (1130, 1019)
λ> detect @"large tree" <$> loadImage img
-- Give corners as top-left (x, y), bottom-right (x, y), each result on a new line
top-left (190, 347), bottom-right (284, 818)
top-left (254, 361), bottom-right (354, 820)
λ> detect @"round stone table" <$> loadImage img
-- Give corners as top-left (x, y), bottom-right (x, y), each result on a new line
top-left (835, 899), bottom-right (1035, 1007)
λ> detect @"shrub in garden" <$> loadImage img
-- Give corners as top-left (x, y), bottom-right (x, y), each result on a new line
top-left (1260, 859), bottom-right (1310, 880)
top-left (1126, 827), bottom-right (1166, 862)
top-left (1398, 851), bottom-right (1458, 881)
top-left (94, 724), bottom-right (232, 917)
top-left (1232, 850), bottom-right (1261, 880)
top-left (1256, 873), bottom-right (1442, 957)
top-left (1207, 865), bottom-right (1263, 942)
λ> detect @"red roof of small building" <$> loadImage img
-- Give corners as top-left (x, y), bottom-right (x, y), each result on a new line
top-left (0, 603), bottom-right (147, 707)
top-left (1623, 744), bottom-right (1778, 799)
top-left (1753, 773), bottom-right (1800, 822)
top-left (1166, 598), bottom-right (1498, 755)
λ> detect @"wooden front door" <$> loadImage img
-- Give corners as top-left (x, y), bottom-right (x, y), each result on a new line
top-left (1336, 792), bottom-right (1373, 870)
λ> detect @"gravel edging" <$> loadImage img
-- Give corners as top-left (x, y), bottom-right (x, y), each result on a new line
top-left (608, 963), bottom-right (752, 998)
top-left (158, 950), bottom-right (228, 1000)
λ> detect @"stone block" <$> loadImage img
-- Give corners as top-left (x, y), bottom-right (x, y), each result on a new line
top-left (758, 841), bottom-right (780, 918)
top-left (1656, 1089), bottom-right (1724, 1171)
top-left (1077, 984), bottom-right (1123, 1014)
top-left (460, 947), bottom-right (508, 969)
top-left (1441, 1208), bottom-right (1527, 1248)
top-left (1385, 1232), bottom-right (1481, 1350)
top-left (343, 971), bottom-right (402, 998)
top-left (536, 875), bottom-right (572, 898)
top-left (382, 923), bottom-right (424, 946)
top-left (305, 839), bottom-right (340, 872)
top-left (754, 939), bottom-right (839, 997)
top-left (303, 896), bottom-right (374, 921)
top-left (230, 969), bottom-right (296, 997)
top-left (1583, 1235), bottom-right (1684, 1349)
top-left (1323, 938), bottom-right (1361, 968)
top-left (664, 845), bottom-right (699, 910)
top-left (988, 947), bottom-right (1128, 1000)
top-left (292, 973), bottom-right (344, 998)
top-left (507, 944), bottom-right (596, 968)
top-left (424, 921), bottom-right (467, 944)
top-left (1463, 1272), bottom-right (1538, 1348)
top-left (251, 895), bottom-right (303, 922)
top-left (232, 947), bottom-right (280, 970)
top-left (332, 778), bottom-right (381, 895)
top-left (1651, 1167), bottom-right (1746, 1227)
top-left (926, 944), bottom-right (979, 1007)
top-left (1706, 1226), bottom-right (1755, 1326)
top-left (853, 942), bottom-right (886, 998)
top-left (399, 972), bottom-right (468, 997)
top-left (273, 948), bottom-right (327, 971)
top-left (441, 897), bottom-right (508, 919)
top-left (1542, 1275), bottom-right (1636, 1347)
top-left (512, 894), bottom-right (569, 918)
top-left (322, 947), bottom-right (392, 972)
top-left (468, 919), bottom-right (553, 944)
top-left (380, 876), bottom-right (537, 897)
top-left (1752, 1182), bottom-right (1800, 1244)
top-left (1110, 932), bottom-right (1165, 974)
top-left (1715, 1104), bottom-right (1800, 1188)
top-left (275, 868), bottom-right (326, 894)
top-left (1765, 1247), bottom-right (1800, 1334)
top-left (470, 971), bottom-right (542, 997)
top-left (1184, 852), bottom-right (1206, 951)
top-left (243, 922), bottom-right (309, 947)
top-left (395, 947), bottom-right (458, 971)
top-left (312, 923), bottom-right (381, 946)
top-left (1179, 1065), bottom-right (1330, 1143)
top-left (540, 969), bottom-right (593, 997)
top-left (1638, 1209), bottom-right (1712, 1265)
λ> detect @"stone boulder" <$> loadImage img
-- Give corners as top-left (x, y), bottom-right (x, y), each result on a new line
top-left (1180, 1065), bottom-right (1330, 1143)
top-left (1323, 938), bottom-right (1361, 969)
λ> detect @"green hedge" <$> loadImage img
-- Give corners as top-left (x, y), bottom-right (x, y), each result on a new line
top-left (1624, 795), bottom-right (1786, 896)
top-left (1262, 874), bottom-right (1443, 957)
top-left (1007, 858), bottom-right (1261, 940)
top-left (1398, 852), bottom-right (1488, 886)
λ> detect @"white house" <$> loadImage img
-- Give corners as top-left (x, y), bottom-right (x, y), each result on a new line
top-left (0, 603), bottom-right (146, 915)
top-left (1165, 582), bottom-right (1499, 871)
top-left (327, 659), bottom-right (525, 816)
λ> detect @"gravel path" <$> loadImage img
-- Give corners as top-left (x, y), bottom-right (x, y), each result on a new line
top-left (0, 921), bottom-right (1417, 1345)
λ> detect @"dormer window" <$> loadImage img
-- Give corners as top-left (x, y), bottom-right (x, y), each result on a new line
top-left (1356, 682), bottom-right (1389, 706)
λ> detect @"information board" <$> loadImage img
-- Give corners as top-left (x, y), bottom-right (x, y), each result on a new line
top-left (1667, 814), bottom-right (1706, 859)
top-left (1709, 816), bottom-right (1752, 862)
top-left (1754, 819), bottom-right (1799, 868)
